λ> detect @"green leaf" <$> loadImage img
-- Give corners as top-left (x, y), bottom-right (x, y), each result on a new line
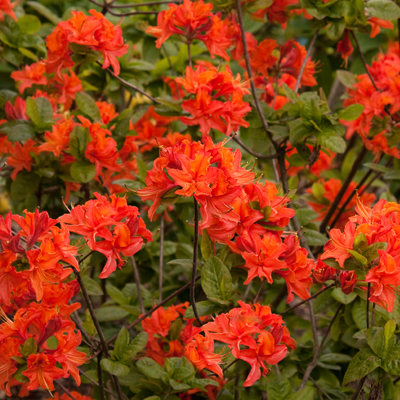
top-left (383, 171), bottom-right (400, 180)
top-left (96, 306), bottom-right (130, 322)
top-left (319, 353), bottom-right (352, 364)
top-left (348, 249), bottom-right (368, 266)
top-left (81, 276), bottom-right (103, 296)
top-left (318, 135), bottom-right (346, 153)
top-left (201, 256), bottom-right (233, 305)
top-left (136, 357), bottom-right (165, 380)
top-left (266, 377), bottom-right (292, 400)
top-left (282, 83), bottom-right (298, 103)
top-left (184, 300), bottom-right (222, 319)
top-left (106, 284), bottom-right (128, 305)
top-left (313, 287), bottom-right (335, 314)
top-left (2, 47), bottom-right (23, 66)
top-left (0, 120), bottom-right (35, 142)
top-left (366, 0), bottom-right (400, 20)
top-left (296, 208), bottom-right (318, 226)
top-left (301, 228), bottom-right (328, 246)
top-left (20, 337), bottom-right (37, 357)
top-left (69, 126), bottom-right (92, 160)
top-left (26, 1), bottom-right (61, 24)
top-left (114, 327), bottom-right (130, 361)
top-left (70, 160), bottom-right (96, 183)
top-left (169, 379), bottom-right (191, 391)
top-left (363, 162), bottom-right (392, 173)
top-left (201, 229), bottom-right (214, 261)
top-left (119, 332), bottom-right (148, 362)
top-left (336, 70), bottom-right (357, 88)
top-left (337, 104), bottom-right (365, 121)
top-left (14, 365), bottom-right (29, 383)
top-left (75, 92), bottom-right (101, 122)
top-left (17, 15), bottom-right (41, 34)
top-left (100, 359), bottom-right (130, 377)
top-left (384, 320), bottom-right (397, 356)
top-left (112, 179), bottom-right (143, 190)
top-left (331, 288), bottom-right (357, 304)
top-left (343, 348), bottom-right (381, 385)
top-left (26, 97), bottom-right (53, 126)
top-left (10, 171), bottom-right (40, 201)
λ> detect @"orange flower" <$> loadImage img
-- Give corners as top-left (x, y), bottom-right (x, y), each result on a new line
top-left (11, 62), bottom-right (48, 94)
top-left (23, 353), bottom-right (65, 391)
top-left (38, 119), bottom-right (75, 157)
top-left (6, 139), bottom-right (38, 180)
top-left (0, 0), bottom-right (17, 21)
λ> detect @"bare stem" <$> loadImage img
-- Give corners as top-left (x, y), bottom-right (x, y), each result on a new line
top-left (319, 145), bottom-right (367, 233)
top-left (254, 279), bottom-right (265, 303)
top-left (55, 381), bottom-right (78, 400)
top-left (131, 255), bottom-right (145, 314)
top-left (231, 135), bottom-right (278, 159)
top-left (110, 0), bottom-right (182, 7)
top-left (191, 198), bottom-right (202, 326)
top-left (367, 283), bottom-right (371, 329)
top-left (98, 62), bottom-right (161, 104)
top-left (187, 42), bottom-right (193, 68)
top-left (97, 352), bottom-right (107, 400)
top-left (351, 376), bottom-right (368, 400)
top-left (319, 304), bottom-right (343, 351)
top-left (234, 0), bottom-right (277, 151)
top-left (295, 30), bottom-right (319, 93)
top-left (281, 283), bottom-right (335, 315)
top-left (159, 215), bottom-right (165, 303)
top-left (72, 267), bottom-right (109, 354)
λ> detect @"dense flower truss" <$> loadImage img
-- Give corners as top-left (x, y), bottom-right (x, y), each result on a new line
top-left (138, 137), bottom-right (315, 302)
top-left (139, 301), bottom-right (295, 389)
top-left (343, 43), bottom-right (400, 158)
top-left (175, 64), bottom-right (251, 136)
top-left (59, 193), bottom-right (152, 278)
top-left (320, 197), bottom-right (400, 312)
top-left (0, 208), bottom-right (86, 395)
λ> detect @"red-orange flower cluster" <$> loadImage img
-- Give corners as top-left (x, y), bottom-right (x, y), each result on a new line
top-left (320, 197), bottom-right (400, 311)
top-left (59, 193), bottom-right (152, 278)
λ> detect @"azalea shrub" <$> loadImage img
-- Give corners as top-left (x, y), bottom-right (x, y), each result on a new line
top-left (2, 0), bottom-right (400, 399)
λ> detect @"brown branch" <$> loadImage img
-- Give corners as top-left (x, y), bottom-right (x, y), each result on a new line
top-left (319, 304), bottom-right (343, 351)
top-left (110, 0), bottom-right (182, 7)
top-left (231, 135), bottom-right (278, 160)
top-left (97, 352), bottom-right (107, 400)
top-left (55, 381), bottom-right (78, 400)
top-left (254, 279), bottom-right (265, 303)
top-left (280, 283), bottom-right (335, 315)
top-left (319, 145), bottom-right (367, 233)
top-left (159, 215), bottom-right (165, 303)
top-left (131, 256), bottom-right (145, 314)
top-left (295, 30), bottom-right (319, 93)
top-left (191, 198), bottom-right (202, 326)
top-left (351, 376), bottom-right (368, 400)
top-left (234, 0), bottom-right (278, 151)
top-left (98, 62), bottom-right (161, 104)
top-left (350, 31), bottom-right (378, 91)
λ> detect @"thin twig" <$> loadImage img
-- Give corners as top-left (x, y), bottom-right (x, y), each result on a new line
top-left (110, 0), bottom-right (182, 7)
top-left (319, 304), bottom-right (343, 351)
top-left (329, 168), bottom-right (374, 230)
top-left (295, 30), bottom-right (319, 93)
top-left (350, 31), bottom-right (378, 91)
top-left (299, 300), bottom-right (319, 390)
top-left (231, 135), bottom-right (278, 159)
top-left (319, 146), bottom-right (367, 233)
top-left (98, 175), bottom-right (111, 196)
top-left (234, 375), bottom-right (240, 400)
top-left (307, 374), bottom-right (334, 400)
top-left (55, 381), bottom-right (78, 400)
top-left (187, 42), bottom-right (193, 68)
top-left (97, 352), bottom-right (107, 400)
top-left (159, 215), bottom-right (165, 303)
top-left (359, 171), bottom-right (383, 195)
top-left (191, 198), bottom-right (202, 326)
top-left (367, 283), bottom-right (371, 329)
top-left (107, 9), bottom-right (159, 16)
top-left (234, 0), bottom-right (277, 151)
top-left (73, 267), bottom-right (109, 354)
top-left (71, 311), bottom-right (97, 349)
top-left (98, 62), bottom-right (161, 104)
top-left (254, 279), bottom-right (265, 303)
top-left (78, 367), bottom-right (120, 398)
top-left (104, 276), bottom-right (201, 346)
top-left (351, 376), bottom-right (368, 400)
top-left (131, 255), bottom-right (145, 314)
top-left (281, 283), bottom-right (335, 315)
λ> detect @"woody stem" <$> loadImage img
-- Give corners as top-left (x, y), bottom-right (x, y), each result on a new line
top-left (187, 42), bottom-right (193, 68)
top-left (367, 283), bottom-right (371, 329)
top-left (97, 62), bottom-right (162, 104)
top-left (294, 30), bottom-right (319, 93)
top-left (191, 198), bottom-right (202, 326)
top-left (159, 215), bottom-right (165, 303)
top-left (234, 0), bottom-right (278, 151)
top-left (72, 267), bottom-right (109, 354)
top-left (319, 145), bottom-right (367, 233)
top-left (131, 256), bottom-right (145, 314)
top-left (97, 352), bottom-right (107, 400)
